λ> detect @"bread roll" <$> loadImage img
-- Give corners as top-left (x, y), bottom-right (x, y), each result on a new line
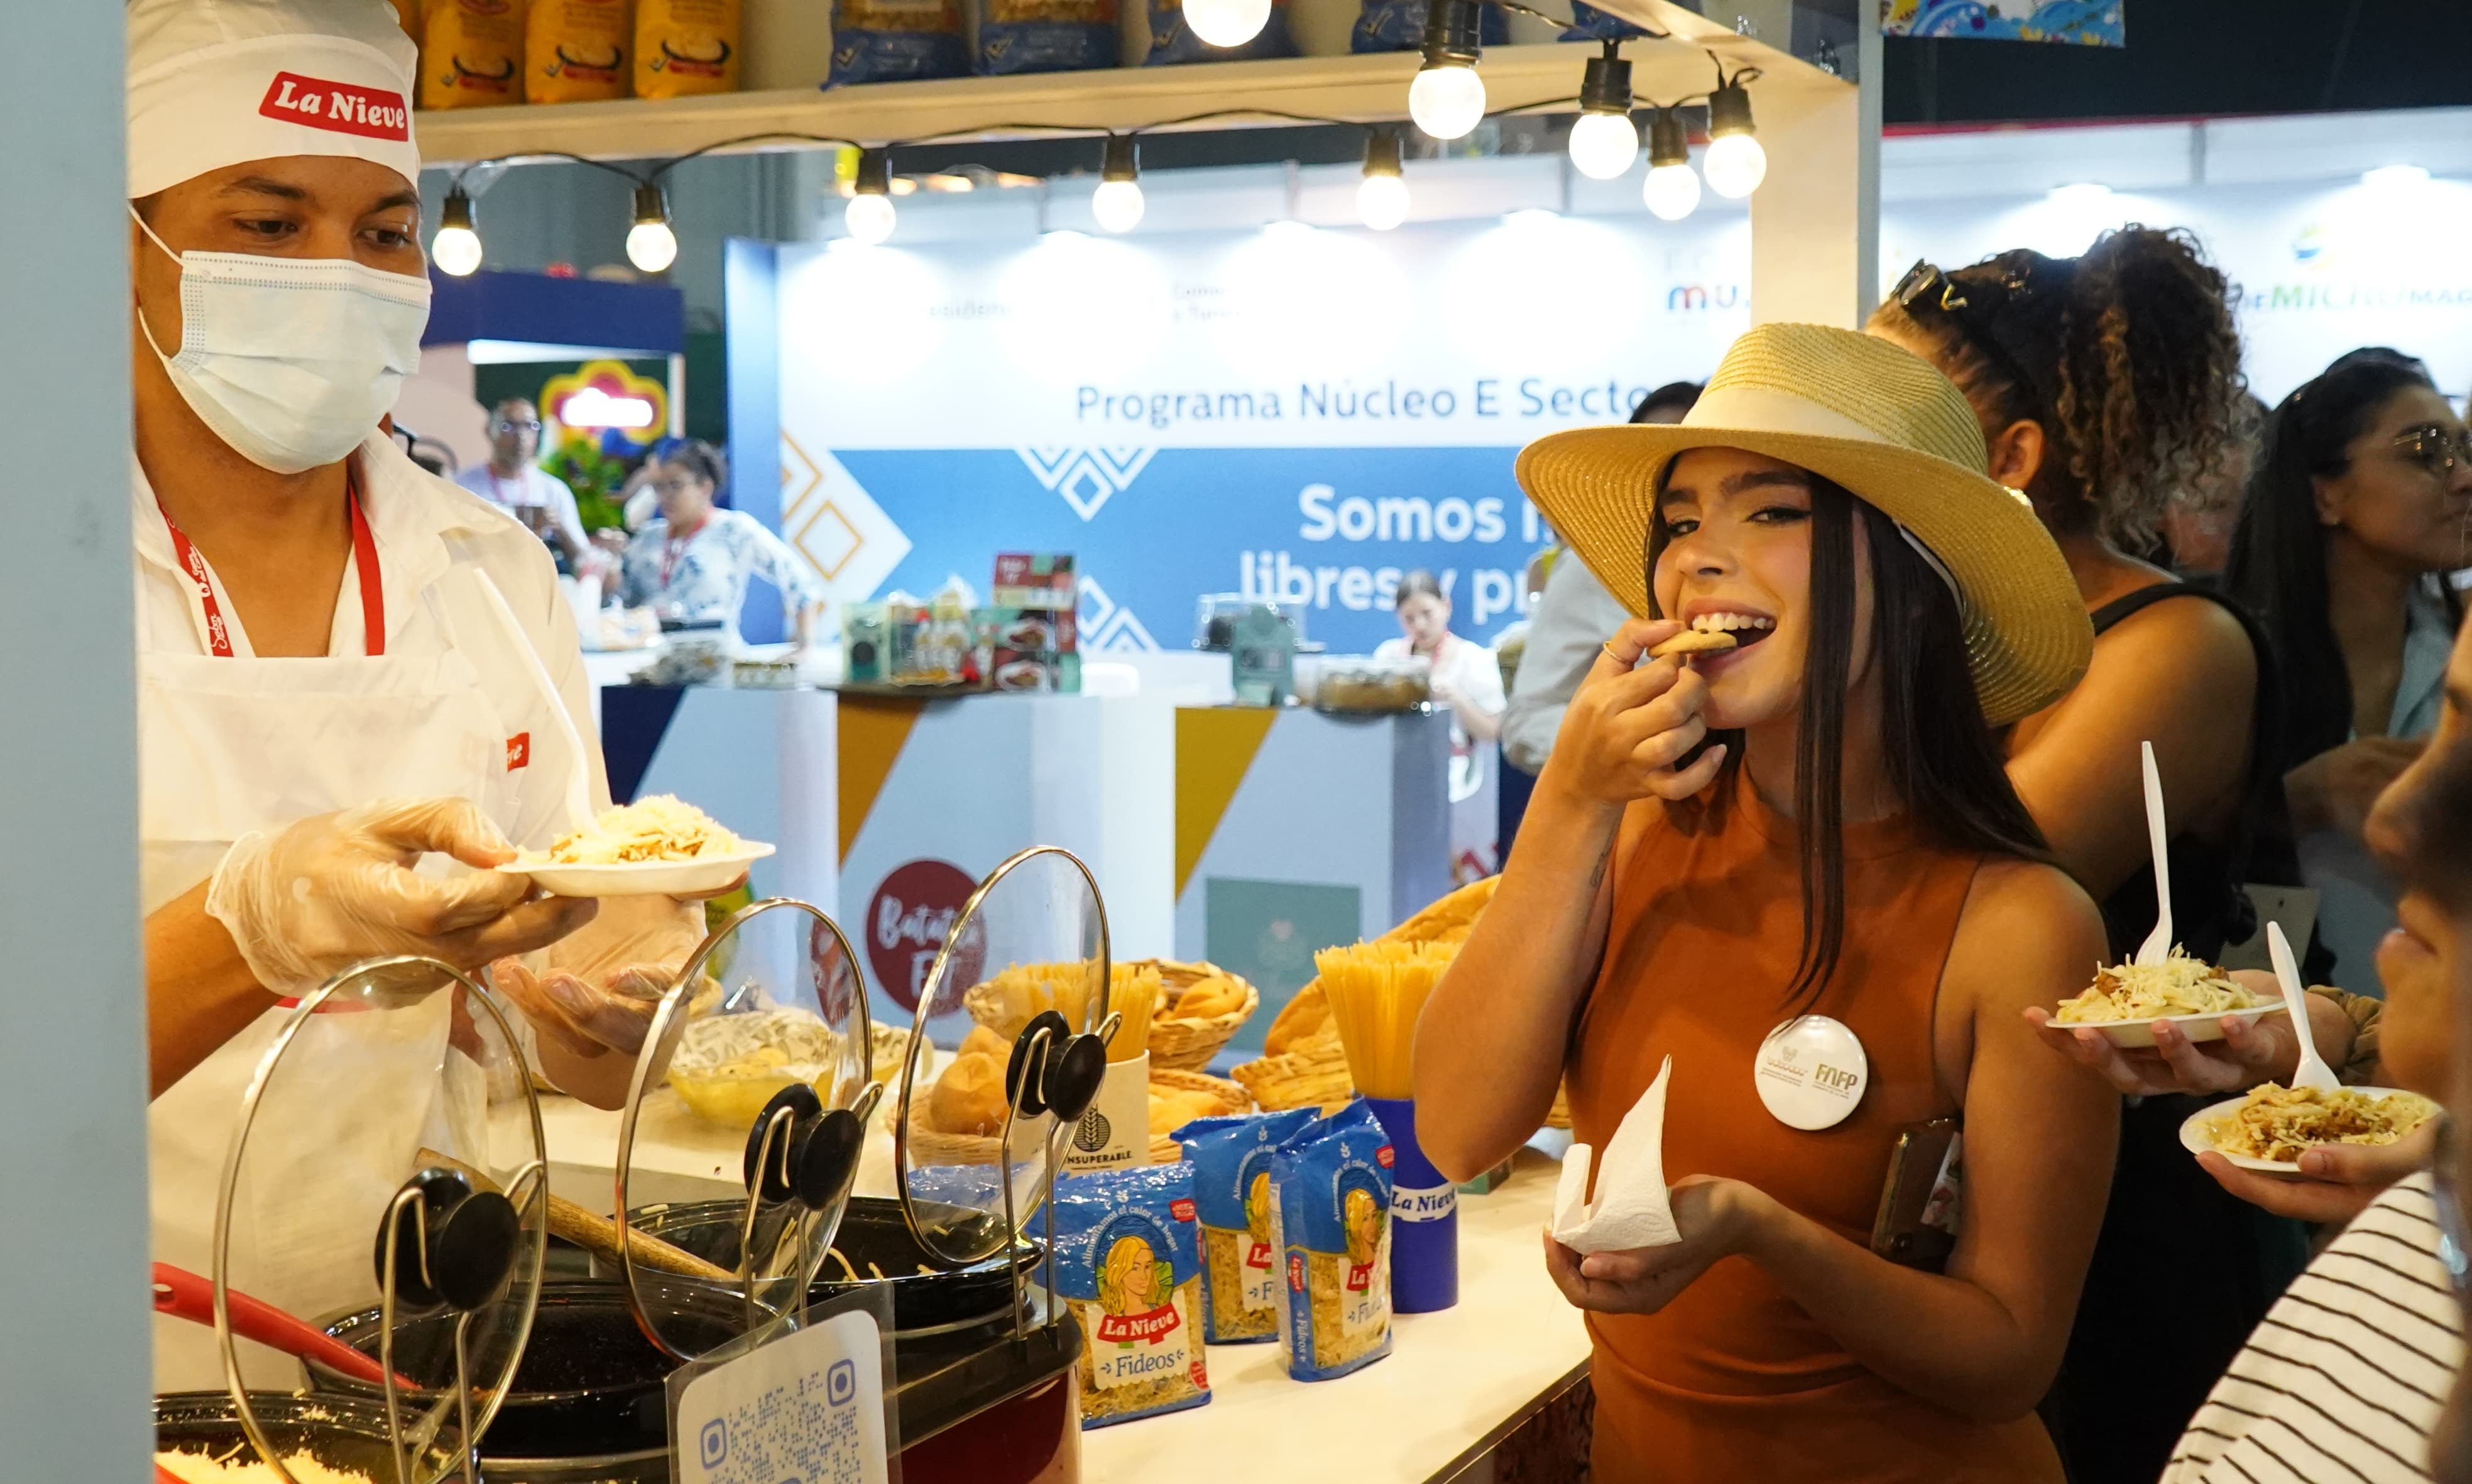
top-left (1265, 985), bottom-right (1333, 1056)
top-left (930, 1053), bottom-right (1010, 1135)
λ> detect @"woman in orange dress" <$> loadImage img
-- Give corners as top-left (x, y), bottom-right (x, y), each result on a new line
top-left (1416, 324), bottom-right (2118, 1482)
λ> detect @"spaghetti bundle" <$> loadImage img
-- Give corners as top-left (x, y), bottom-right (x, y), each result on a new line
top-left (977, 959), bottom-right (1162, 1062)
top-left (1313, 941), bottom-right (1458, 1100)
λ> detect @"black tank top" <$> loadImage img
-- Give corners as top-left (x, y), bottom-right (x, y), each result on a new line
top-left (2084, 581), bottom-right (2295, 963)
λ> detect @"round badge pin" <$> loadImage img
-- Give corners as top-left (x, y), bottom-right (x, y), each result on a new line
top-left (1754, 1015), bottom-right (1869, 1130)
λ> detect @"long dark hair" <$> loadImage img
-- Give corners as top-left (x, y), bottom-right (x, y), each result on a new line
top-left (1649, 475), bottom-right (2050, 1008)
top-left (2223, 351), bottom-right (2444, 765)
top-left (1868, 227), bottom-right (2246, 553)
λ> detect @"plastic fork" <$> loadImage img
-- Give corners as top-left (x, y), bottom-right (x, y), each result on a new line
top-left (2268, 922), bottom-right (2339, 1092)
top-left (2134, 740), bottom-right (2174, 967)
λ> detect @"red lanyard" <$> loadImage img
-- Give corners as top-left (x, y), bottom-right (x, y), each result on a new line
top-left (660, 516), bottom-right (706, 589)
top-left (160, 470), bottom-right (385, 658)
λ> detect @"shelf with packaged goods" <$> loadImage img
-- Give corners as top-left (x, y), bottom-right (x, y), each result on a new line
top-left (415, 33), bottom-right (1835, 168)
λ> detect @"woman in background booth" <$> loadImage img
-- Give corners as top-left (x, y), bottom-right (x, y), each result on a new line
top-left (617, 439), bottom-right (829, 652)
top-left (1869, 227), bottom-right (2297, 1484)
top-left (2226, 349), bottom-right (2469, 993)
top-left (1379, 569), bottom-right (1507, 878)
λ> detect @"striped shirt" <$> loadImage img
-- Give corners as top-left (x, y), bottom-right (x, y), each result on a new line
top-left (2164, 1172), bottom-right (2464, 1484)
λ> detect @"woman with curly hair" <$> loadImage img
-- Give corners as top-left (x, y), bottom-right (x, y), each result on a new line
top-left (1870, 228), bottom-right (2302, 1484)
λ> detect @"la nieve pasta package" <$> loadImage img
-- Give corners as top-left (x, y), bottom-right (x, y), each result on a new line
top-left (1270, 1099), bottom-right (1395, 1381)
top-left (1046, 1163), bottom-right (1212, 1427)
top-left (1178, 1108), bottom-right (1315, 1343)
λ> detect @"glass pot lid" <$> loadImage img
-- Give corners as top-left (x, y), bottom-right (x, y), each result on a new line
top-left (894, 846), bottom-right (1113, 1268)
top-left (213, 956), bottom-right (549, 1484)
top-left (614, 897), bottom-right (879, 1361)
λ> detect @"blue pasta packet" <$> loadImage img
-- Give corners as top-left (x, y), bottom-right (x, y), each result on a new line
top-left (1042, 1163), bottom-right (1212, 1428)
top-left (1349, 0), bottom-right (1506, 53)
top-left (1269, 1099), bottom-right (1395, 1381)
top-left (979, 0), bottom-right (1120, 75)
top-left (827, 0), bottom-right (970, 84)
top-left (1144, 0), bottom-right (1300, 65)
top-left (1558, 0), bottom-right (1646, 40)
top-left (1176, 1109), bottom-right (1316, 1342)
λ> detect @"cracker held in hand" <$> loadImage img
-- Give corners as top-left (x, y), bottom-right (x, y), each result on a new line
top-left (1648, 629), bottom-right (1738, 660)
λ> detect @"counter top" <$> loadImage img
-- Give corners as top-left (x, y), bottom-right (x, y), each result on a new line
top-left (1084, 1146), bottom-right (1589, 1484)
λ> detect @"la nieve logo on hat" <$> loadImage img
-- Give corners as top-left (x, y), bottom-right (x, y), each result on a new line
top-left (258, 72), bottom-right (410, 142)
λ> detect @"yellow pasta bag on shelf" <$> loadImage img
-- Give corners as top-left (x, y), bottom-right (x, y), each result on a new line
top-left (527, 0), bottom-right (632, 102)
top-left (635, 0), bottom-right (740, 98)
top-left (421, 0), bottom-right (525, 110)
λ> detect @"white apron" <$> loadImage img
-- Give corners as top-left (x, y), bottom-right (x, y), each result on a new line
top-left (143, 556), bottom-right (571, 1392)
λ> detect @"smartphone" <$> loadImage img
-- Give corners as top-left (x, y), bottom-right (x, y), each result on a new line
top-left (1871, 1118), bottom-right (1962, 1272)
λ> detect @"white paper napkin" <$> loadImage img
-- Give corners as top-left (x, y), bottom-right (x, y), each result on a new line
top-left (1551, 1055), bottom-right (1679, 1254)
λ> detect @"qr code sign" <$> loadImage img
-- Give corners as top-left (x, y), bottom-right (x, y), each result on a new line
top-left (676, 1311), bottom-right (889, 1484)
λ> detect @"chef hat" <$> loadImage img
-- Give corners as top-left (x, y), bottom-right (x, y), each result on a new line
top-left (127, 0), bottom-right (421, 200)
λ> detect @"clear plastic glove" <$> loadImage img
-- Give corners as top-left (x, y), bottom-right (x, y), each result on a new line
top-left (488, 893), bottom-right (710, 1061)
top-left (206, 797), bottom-right (596, 998)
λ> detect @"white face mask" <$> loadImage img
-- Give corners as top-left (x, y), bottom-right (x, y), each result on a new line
top-left (133, 209), bottom-right (430, 475)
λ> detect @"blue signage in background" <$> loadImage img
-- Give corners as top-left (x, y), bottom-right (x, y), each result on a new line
top-left (832, 445), bottom-right (1542, 655)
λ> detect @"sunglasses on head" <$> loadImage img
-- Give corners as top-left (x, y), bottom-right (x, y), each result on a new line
top-left (1890, 258), bottom-right (2050, 413)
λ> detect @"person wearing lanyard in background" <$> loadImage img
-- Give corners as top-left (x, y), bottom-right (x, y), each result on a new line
top-left (454, 396), bottom-right (596, 576)
top-left (1376, 570), bottom-right (1507, 880)
top-left (127, 0), bottom-right (723, 1389)
top-left (617, 440), bottom-right (829, 650)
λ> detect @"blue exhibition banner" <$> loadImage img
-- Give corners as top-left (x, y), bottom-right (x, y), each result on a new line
top-left (767, 214), bottom-right (1752, 657)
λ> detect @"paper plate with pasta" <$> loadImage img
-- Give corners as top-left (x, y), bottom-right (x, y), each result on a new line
top-left (502, 794), bottom-right (770, 896)
top-left (2177, 1083), bottom-right (2440, 1177)
top-left (2047, 950), bottom-right (2285, 1048)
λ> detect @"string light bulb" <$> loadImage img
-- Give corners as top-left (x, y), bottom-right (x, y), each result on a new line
top-left (1092, 135), bottom-right (1145, 234)
top-left (845, 148), bottom-right (897, 244)
top-left (1568, 41), bottom-right (1638, 181)
top-left (1357, 129), bottom-right (1410, 231)
top-left (1641, 109), bottom-right (1700, 221)
top-left (1183, 0), bottom-right (1272, 48)
top-left (624, 182), bottom-right (678, 273)
top-left (1702, 71), bottom-right (1766, 197)
top-left (431, 184), bottom-right (483, 276)
top-left (1408, 0), bottom-right (1486, 141)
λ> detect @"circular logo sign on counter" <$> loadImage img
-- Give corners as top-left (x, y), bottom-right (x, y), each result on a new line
top-left (1754, 1015), bottom-right (1869, 1131)
top-left (865, 858), bottom-right (980, 1013)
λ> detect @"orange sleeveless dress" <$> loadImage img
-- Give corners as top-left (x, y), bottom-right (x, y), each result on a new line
top-left (1569, 773), bottom-right (2064, 1484)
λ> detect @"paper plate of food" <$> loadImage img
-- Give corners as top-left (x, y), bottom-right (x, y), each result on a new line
top-left (2179, 1083), bottom-right (2440, 1178)
top-left (2046, 949), bottom-right (2286, 1048)
top-left (502, 794), bottom-right (771, 897)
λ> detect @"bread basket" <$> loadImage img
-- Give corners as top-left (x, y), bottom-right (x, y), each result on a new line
top-left (1144, 960), bottom-right (1261, 1071)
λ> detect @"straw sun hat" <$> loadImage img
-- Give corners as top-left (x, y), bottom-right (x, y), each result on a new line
top-left (1516, 322), bottom-right (2092, 728)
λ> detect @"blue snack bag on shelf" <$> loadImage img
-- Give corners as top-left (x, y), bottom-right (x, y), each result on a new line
top-left (1177, 1109), bottom-right (1316, 1342)
top-left (980, 0), bottom-right (1120, 75)
top-left (1043, 1164), bottom-right (1213, 1428)
top-left (829, 0), bottom-right (970, 85)
top-left (1269, 1099), bottom-right (1396, 1381)
top-left (1350, 0), bottom-right (1506, 53)
top-left (1559, 0), bottom-right (1646, 40)
top-left (1145, 0), bottom-right (1300, 65)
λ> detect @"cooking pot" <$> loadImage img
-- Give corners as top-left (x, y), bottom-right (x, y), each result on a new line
top-left (623, 1195), bottom-right (1033, 1331)
top-left (155, 1391), bottom-right (398, 1480)
top-left (305, 1280), bottom-right (745, 1483)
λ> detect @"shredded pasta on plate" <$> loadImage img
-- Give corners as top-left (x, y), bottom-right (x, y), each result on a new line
top-left (527, 794), bottom-right (743, 865)
top-left (2210, 1084), bottom-right (2437, 1164)
top-left (2052, 949), bottom-right (2258, 1023)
